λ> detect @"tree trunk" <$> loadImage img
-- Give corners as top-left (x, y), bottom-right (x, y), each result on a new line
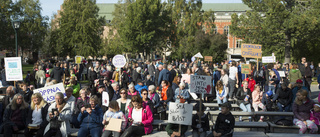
top-left (284, 34), bottom-right (291, 63)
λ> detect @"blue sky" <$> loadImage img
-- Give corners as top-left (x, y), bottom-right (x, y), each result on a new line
top-left (40, 0), bottom-right (243, 19)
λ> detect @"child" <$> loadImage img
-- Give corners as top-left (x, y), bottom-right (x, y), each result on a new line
top-left (310, 103), bottom-right (320, 126)
top-left (213, 102), bottom-right (235, 137)
top-left (262, 90), bottom-right (276, 111)
top-left (216, 80), bottom-right (227, 110)
top-left (252, 85), bottom-right (266, 122)
top-left (269, 70), bottom-right (277, 95)
top-left (191, 103), bottom-right (210, 137)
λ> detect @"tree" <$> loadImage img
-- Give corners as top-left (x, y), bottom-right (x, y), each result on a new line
top-left (230, 0), bottom-right (318, 63)
top-left (50, 0), bottom-right (105, 57)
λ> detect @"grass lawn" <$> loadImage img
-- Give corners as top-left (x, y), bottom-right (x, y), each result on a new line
top-left (22, 64), bottom-right (34, 79)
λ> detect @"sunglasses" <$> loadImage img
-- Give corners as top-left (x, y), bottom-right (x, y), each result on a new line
top-left (142, 93), bottom-right (148, 95)
top-left (120, 92), bottom-right (126, 94)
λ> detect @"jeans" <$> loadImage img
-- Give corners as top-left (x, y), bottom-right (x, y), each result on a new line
top-left (77, 126), bottom-right (102, 137)
top-left (228, 79), bottom-right (236, 98)
top-left (268, 85), bottom-right (276, 95)
top-left (44, 129), bottom-right (62, 137)
top-left (24, 127), bottom-right (45, 137)
top-left (3, 124), bottom-right (25, 137)
top-left (217, 96), bottom-right (227, 110)
top-left (293, 118), bottom-right (318, 134)
top-left (102, 130), bottom-right (121, 137)
top-left (192, 131), bottom-right (206, 137)
top-left (121, 126), bottom-right (145, 137)
top-left (277, 103), bottom-right (291, 112)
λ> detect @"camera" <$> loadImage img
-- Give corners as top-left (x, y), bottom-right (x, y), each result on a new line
top-left (52, 108), bottom-right (58, 115)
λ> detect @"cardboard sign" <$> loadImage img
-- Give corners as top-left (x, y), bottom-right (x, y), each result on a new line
top-left (204, 56), bottom-right (212, 62)
top-left (190, 75), bottom-right (212, 94)
top-left (4, 57), bottom-right (23, 81)
top-left (104, 118), bottom-right (122, 132)
top-left (112, 55), bottom-right (126, 68)
top-left (262, 56), bottom-right (276, 63)
top-left (102, 92), bottom-right (110, 107)
top-left (34, 83), bottom-right (65, 103)
top-left (168, 103), bottom-right (193, 125)
top-left (75, 56), bottom-right (82, 64)
top-left (278, 71), bottom-right (286, 77)
top-left (241, 43), bottom-right (262, 58)
top-left (241, 64), bottom-right (251, 74)
top-left (191, 56), bottom-right (195, 62)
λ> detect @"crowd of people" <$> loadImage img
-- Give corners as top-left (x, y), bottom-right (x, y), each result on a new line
top-left (0, 56), bottom-right (320, 136)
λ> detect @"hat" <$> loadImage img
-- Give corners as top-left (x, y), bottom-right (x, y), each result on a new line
top-left (98, 84), bottom-right (105, 88)
top-left (219, 102), bottom-right (232, 109)
top-left (266, 90), bottom-right (273, 96)
top-left (194, 102), bottom-right (205, 111)
top-left (296, 79), bottom-right (303, 84)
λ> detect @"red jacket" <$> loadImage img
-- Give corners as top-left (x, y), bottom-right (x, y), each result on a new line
top-left (245, 78), bottom-right (256, 92)
top-left (128, 105), bottom-right (153, 134)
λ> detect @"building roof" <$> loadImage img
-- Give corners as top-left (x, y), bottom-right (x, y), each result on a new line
top-left (96, 3), bottom-right (251, 20)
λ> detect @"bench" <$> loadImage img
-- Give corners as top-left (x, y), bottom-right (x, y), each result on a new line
top-left (267, 122), bottom-right (299, 133)
top-left (142, 131), bottom-right (268, 137)
top-left (190, 103), bottom-right (240, 110)
top-left (266, 133), bottom-right (320, 137)
top-left (166, 110), bottom-right (254, 117)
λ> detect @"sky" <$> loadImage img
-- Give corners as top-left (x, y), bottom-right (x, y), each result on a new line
top-left (40, 0), bottom-right (243, 19)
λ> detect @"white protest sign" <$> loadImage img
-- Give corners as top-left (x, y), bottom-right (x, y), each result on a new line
top-left (4, 57), bottom-right (23, 81)
top-left (262, 56), bottom-right (276, 63)
top-left (34, 83), bottom-right (65, 102)
top-left (190, 75), bottom-right (212, 94)
top-left (168, 102), bottom-right (193, 125)
top-left (112, 55), bottom-right (126, 68)
top-left (102, 92), bottom-right (110, 107)
top-left (278, 71), bottom-right (286, 77)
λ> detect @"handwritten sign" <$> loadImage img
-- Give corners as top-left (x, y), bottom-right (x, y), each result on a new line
top-left (241, 43), bottom-right (262, 58)
top-left (102, 92), bottom-right (110, 107)
top-left (278, 71), bottom-right (286, 77)
top-left (112, 55), bottom-right (126, 68)
top-left (204, 56), bottom-right (212, 62)
top-left (4, 57), bottom-right (23, 81)
top-left (190, 75), bottom-right (212, 94)
top-left (75, 56), bottom-right (82, 64)
top-left (241, 64), bottom-right (251, 74)
top-left (34, 83), bottom-right (65, 103)
top-left (168, 103), bottom-right (193, 125)
top-left (262, 56), bottom-right (276, 63)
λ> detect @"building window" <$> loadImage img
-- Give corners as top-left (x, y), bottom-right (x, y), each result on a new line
top-left (236, 39), bottom-right (242, 48)
top-left (213, 28), bottom-right (218, 34)
top-left (224, 26), bottom-right (229, 35)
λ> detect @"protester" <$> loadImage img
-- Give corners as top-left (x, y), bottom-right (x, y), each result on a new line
top-left (288, 64), bottom-right (302, 85)
top-left (174, 82), bottom-right (190, 103)
top-left (135, 80), bottom-right (148, 95)
top-left (274, 82), bottom-right (292, 112)
top-left (0, 94), bottom-right (29, 137)
top-left (165, 123), bottom-right (188, 137)
top-left (216, 80), bottom-right (227, 110)
top-left (44, 92), bottom-right (72, 137)
top-left (292, 89), bottom-right (318, 134)
top-left (67, 77), bottom-right (80, 98)
top-left (191, 102), bottom-right (210, 137)
top-left (24, 93), bottom-right (50, 137)
top-left (102, 101), bottom-right (127, 137)
top-left (19, 82), bottom-right (33, 104)
top-left (236, 80), bottom-right (252, 121)
top-left (88, 66), bottom-right (97, 88)
top-left (228, 61), bottom-right (238, 99)
top-left (50, 62), bottom-right (64, 83)
top-left (35, 66), bottom-right (46, 88)
top-left (127, 83), bottom-right (139, 99)
top-left (121, 95), bottom-right (153, 137)
top-left (310, 103), bottom-right (320, 126)
top-left (251, 85), bottom-right (266, 122)
top-left (1, 86), bottom-right (15, 116)
top-left (304, 62), bottom-right (313, 92)
top-left (213, 102), bottom-right (235, 137)
top-left (292, 79), bottom-right (309, 103)
top-left (268, 70), bottom-right (277, 95)
top-left (77, 96), bottom-right (103, 137)
top-left (160, 80), bottom-right (174, 106)
top-left (73, 88), bottom-right (90, 128)
top-left (171, 76), bottom-right (181, 92)
top-left (141, 89), bottom-right (154, 114)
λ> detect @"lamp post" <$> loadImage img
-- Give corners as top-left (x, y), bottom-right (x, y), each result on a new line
top-left (12, 20), bottom-right (20, 57)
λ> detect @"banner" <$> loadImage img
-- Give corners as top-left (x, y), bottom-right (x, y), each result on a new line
top-left (102, 92), bottom-right (110, 107)
top-left (241, 64), bottom-right (251, 74)
top-left (190, 75), bottom-right (212, 94)
top-left (4, 57), bottom-right (23, 81)
top-left (168, 103), bottom-right (193, 125)
top-left (112, 55), bottom-right (127, 68)
top-left (241, 43), bottom-right (262, 58)
top-left (34, 83), bottom-right (65, 102)
top-left (204, 56), bottom-right (212, 62)
top-left (262, 56), bottom-right (276, 63)
top-left (75, 56), bottom-right (82, 64)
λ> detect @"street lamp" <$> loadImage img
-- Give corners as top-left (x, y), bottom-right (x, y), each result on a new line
top-left (12, 20), bottom-right (20, 57)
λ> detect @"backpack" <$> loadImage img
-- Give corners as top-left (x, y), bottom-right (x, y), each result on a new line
top-left (258, 69), bottom-right (264, 78)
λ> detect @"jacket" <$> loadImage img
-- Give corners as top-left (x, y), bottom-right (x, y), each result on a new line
top-left (165, 123), bottom-right (188, 136)
top-left (158, 69), bottom-right (170, 86)
top-left (132, 70), bottom-right (142, 85)
top-left (0, 104), bottom-right (29, 133)
top-left (293, 99), bottom-right (314, 121)
top-left (44, 102), bottom-right (72, 137)
top-left (19, 89), bottom-right (33, 104)
top-left (135, 84), bottom-right (148, 95)
top-left (161, 86), bottom-right (174, 104)
top-left (50, 67), bottom-right (64, 82)
top-left (77, 105), bottom-right (103, 128)
top-left (148, 64), bottom-right (156, 77)
top-left (174, 88), bottom-right (190, 102)
top-left (88, 70), bottom-right (97, 82)
top-left (26, 103), bottom-right (50, 129)
top-left (143, 99), bottom-right (155, 114)
top-left (148, 93), bottom-right (160, 109)
top-left (310, 110), bottom-right (320, 125)
top-left (191, 113), bottom-right (210, 132)
top-left (35, 70), bottom-right (46, 84)
top-left (67, 83), bottom-right (80, 98)
top-left (116, 98), bottom-right (131, 115)
top-left (305, 66), bottom-right (313, 82)
top-left (214, 112), bottom-right (235, 137)
top-left (298, 63), bottom-right (306, 77)
top-left (235, 87), bottom-right (252, 106)
top-left (288, 69), bottom-right (302, 83)
top-left (120, 71), bottom-right (129, 89)
top-left (155, 69), bottom-right (160, 87)
top-left (75, 97), bottom-right (90, 114)
top-left (274, 87), bottom-right (292, 107)
top-left (252, 90), bottom-right (263, 105)
top-left (128, 105), bottom-right (153, 134)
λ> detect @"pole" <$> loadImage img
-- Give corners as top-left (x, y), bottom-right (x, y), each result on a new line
top-left (15, 30), bottom-right (18, 57)
top-left (244, 58), bottom-right (247, 79)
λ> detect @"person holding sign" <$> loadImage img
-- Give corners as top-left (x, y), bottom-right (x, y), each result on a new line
top-left (102, 101), bottom-right (127, 137)
top-left (174, 82), bottom-right (190, 103)
top-left (77, 96), bottom-right (104, 137)
top-left (24, 93), bottom-right (50, 137)
top-left (191, 103), bottom-right (210, 137)
top-left (213, 102), bottom-right (235, 137)
top-left (121, 95), bottom-right (153, 137)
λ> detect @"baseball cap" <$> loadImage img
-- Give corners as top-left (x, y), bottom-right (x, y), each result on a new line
top-left (219, 102), bottom-right (232, 109)
top-left (194, 102), bottom-right (205, 111)
top-left (266, 90), bottom-right (273, 96)
top-left (296, 79), bottom-right (303, 84)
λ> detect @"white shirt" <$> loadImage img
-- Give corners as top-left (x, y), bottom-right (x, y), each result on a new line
top-left (132, 108), bottom-right (142, 124)
top-left (229, 66), bottom-right (238, 80)
top-left (32, 106), bottom-right (42, 125)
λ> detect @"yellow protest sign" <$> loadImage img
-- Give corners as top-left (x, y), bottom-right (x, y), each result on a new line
top-left (241, 43), bottom-right (262, 58)
top-left (241, 64), bottom-right (251, 74)
top-left (75, 56), bottom-right (82, 64)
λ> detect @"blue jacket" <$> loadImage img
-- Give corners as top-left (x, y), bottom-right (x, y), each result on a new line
top-left (77, 105), bottom-right (103, 128)
top-left (135, 84), bottom-right (148, 95)
top-left (158, 69), bottom-right (171, 86)
top-left (272, 69), bottom-right (281, 84)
